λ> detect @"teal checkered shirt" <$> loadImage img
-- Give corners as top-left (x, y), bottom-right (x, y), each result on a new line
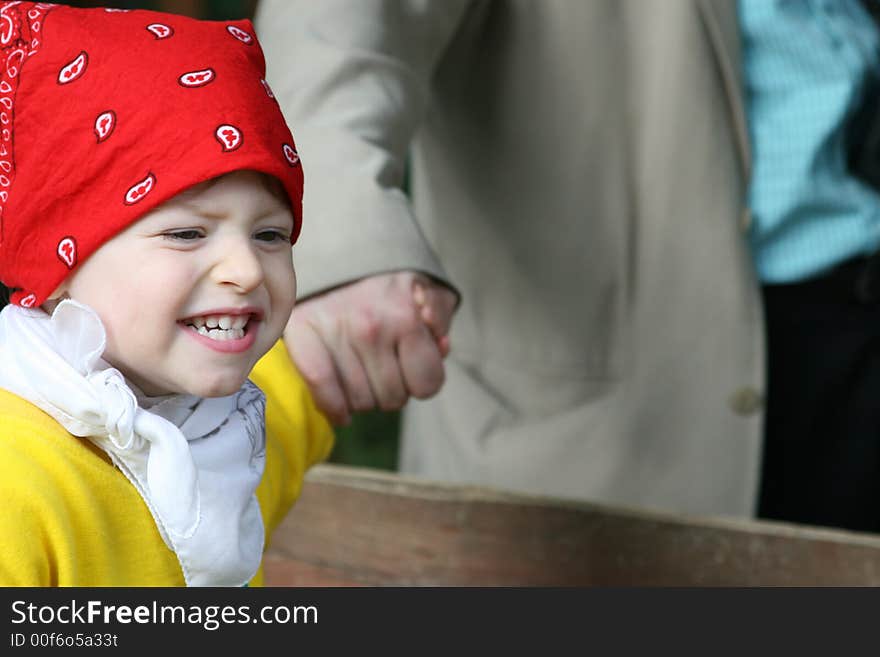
top-left (741, 0), bottom-right (880, 283)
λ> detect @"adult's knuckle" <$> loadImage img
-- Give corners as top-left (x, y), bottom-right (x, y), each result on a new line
top-left (389, 304), bottom-right (422, 334)
top-left (348, 309), bottom-right (382, 345)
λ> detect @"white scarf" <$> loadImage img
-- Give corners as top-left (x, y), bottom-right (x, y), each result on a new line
top-left (0, 300), bottom-right (266, 586)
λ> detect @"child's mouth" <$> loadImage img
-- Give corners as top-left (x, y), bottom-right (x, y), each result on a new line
top-left (182, 314), bottom-right (251, 341)
top-left (177, 308), bottom-right (264, 353)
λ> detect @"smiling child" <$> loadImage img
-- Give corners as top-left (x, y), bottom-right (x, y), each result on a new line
top-left (0, 3), bottom-right (332, 586)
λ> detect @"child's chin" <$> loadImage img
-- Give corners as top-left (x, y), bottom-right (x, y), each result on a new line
top-left (188, 377), bottom-right (248, 398)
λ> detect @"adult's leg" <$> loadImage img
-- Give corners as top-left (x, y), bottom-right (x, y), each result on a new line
top-left (759, 254), bottom-right (880, 533)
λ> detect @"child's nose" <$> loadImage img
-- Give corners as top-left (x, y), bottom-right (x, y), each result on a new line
top-left (211, 237), bottom-right (264, 292)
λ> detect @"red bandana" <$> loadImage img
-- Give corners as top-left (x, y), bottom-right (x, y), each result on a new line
top-left (0, 2), bottom-right (303, 308)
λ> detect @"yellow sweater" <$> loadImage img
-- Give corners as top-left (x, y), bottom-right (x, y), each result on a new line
top-left (0, 340), bottom-right (333, 586)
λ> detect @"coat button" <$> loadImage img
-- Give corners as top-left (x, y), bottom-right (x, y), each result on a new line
top-left (729, 387), bottom-right (763, 416)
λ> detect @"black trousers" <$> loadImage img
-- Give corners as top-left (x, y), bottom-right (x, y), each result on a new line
top-left (759, 253), bottom-right (880, 533)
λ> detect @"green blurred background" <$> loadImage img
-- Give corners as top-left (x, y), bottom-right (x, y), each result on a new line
top-left (66, 0), bottom-right (402, 471)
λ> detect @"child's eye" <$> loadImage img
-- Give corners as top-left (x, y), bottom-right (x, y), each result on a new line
top-left (254, 229), bottom-right (290, 243)
top-left (163, 230), bottom-right (204, 241)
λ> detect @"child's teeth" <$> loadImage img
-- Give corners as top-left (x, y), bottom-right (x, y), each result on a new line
top-left (186, 315), bottom-right (249, 341)
top-left (190, 324), bottom-right (245, 341)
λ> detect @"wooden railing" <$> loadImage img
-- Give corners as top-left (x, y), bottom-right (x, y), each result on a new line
top-left (264, 464), bottom-right (880, 586)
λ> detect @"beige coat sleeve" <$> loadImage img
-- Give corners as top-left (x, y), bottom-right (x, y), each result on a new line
top-left (254, 0), bottom-right (472, 299)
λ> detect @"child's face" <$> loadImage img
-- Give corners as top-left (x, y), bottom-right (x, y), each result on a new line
top-left (52, 170), bottom-right (296, 397)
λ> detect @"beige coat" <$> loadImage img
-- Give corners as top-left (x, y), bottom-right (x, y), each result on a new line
top-left (255, 0), bottom-right (765, 518)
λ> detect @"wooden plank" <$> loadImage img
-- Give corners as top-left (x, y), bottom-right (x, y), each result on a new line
top-left (264, 464), bottom-right (880, 586)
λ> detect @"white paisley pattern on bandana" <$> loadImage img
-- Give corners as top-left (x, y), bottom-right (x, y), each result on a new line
top-left (0, 2), bottom-right (54, 243)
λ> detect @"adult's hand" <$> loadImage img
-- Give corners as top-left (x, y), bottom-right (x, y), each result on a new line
top-left (284, 271), bottom-right (458, 426)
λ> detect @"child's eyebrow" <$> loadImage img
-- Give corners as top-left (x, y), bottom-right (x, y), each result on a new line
top-left (177, 201), bottom-right (227, 220)
top-left (167, 199), bottom-right (293, 225)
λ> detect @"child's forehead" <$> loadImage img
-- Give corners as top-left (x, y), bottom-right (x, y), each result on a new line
top-left (168, 170), bottom-right (286, 205)
top-left (173, 171), bottom-right (284, 201)
top-left (142, 170), bottom-right (290, 220)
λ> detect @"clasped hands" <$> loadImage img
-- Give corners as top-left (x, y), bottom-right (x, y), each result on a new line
top-left (283, 271), bottom-right (458, 425)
